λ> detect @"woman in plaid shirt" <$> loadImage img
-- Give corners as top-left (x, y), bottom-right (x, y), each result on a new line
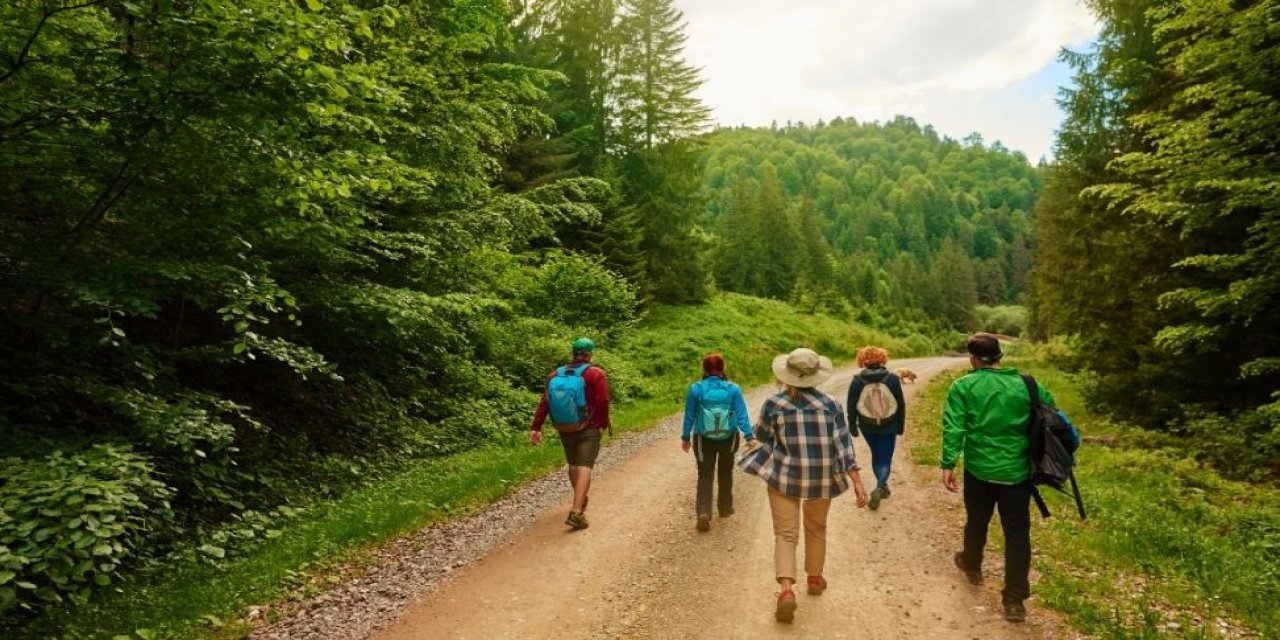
top-left (738, 347), bottom-right (870, 623)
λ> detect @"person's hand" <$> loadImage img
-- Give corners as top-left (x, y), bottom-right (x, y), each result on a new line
top-left (745, 438), bottom-right (758, 450)
top-left (530, 430), bottom-right (542, 446)
top-left (681, 440), bottom-right (691, 453)
top-left (849, 471), bottom-right (869, 508)
top-left (942, 469), bottom-right (960, 493)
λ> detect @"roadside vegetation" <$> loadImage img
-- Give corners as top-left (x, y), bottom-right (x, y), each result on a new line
top-left (911, 356), bottom-right (1280, 639)
top-left (11, 293), bottom-right (945, 640)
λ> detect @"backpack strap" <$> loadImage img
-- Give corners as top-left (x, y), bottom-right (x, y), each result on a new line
top-left (1020, 374), bottom-right (1041, 414)
top-left (1021, 374), bottom-right (1051, 517)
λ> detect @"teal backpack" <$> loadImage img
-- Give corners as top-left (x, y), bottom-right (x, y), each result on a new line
top-left (547, 363), bottom-right (590, 431)
top-left (696, 379), bottom-right (737, 440)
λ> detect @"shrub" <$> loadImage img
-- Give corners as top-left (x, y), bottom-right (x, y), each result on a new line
top-left (0, 445), bottom-right (173, 614)
top-left (1174, 409), bottom-right (1280, 483)
top-left (975, 304), bottom-right (1028, 337)
top-left (482, 317), bottom-right (575, 391)
top-left (521, 252), bottom-right (639, 332)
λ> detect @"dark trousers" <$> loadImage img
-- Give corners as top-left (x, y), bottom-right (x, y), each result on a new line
top-left (960, 470), bottom-right (1032, 602)
top-left (694, 434), bottom-right (738, 516)
top-left (862, 432), bottom-right (897, 489)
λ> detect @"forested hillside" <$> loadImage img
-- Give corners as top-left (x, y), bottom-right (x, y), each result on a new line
top-left (699, 119), bottom-right (1038, 331)
top-left (1029, 0), bottom-right (1280, 479)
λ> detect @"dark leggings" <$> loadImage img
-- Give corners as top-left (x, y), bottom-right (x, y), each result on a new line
top-left (693, 434), bottom-right (738, 516)
top-left (960, 470), bottom-right (1032, 602)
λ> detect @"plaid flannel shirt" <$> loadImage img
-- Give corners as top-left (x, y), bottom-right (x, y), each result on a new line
top-left (737, 388), bottom-right (860, 499)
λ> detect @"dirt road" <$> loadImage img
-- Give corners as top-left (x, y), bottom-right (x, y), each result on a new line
top-left (376, 357), bottom-right (1061, 640)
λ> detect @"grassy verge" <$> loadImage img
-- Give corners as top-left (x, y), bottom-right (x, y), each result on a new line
top-left (17, 293), bottom-right (942, 640)
top-left (911, 360), bottom-right (1280, 639)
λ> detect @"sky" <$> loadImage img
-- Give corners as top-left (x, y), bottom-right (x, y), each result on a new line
top-left (676, 0), bottom-right (1099, 161)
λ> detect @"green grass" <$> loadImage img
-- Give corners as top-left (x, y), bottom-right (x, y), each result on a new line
top-left (912, 360), bottom-right (1280, 639)
top-left (15, 293), bottom-right (944, 640)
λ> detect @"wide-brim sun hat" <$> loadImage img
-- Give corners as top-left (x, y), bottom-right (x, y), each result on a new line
top-left (771, 347), bottom-right (834, 388)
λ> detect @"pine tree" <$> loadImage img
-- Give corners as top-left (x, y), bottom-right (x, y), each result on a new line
top-left (756, 165), bottom-right (804, 299)
top-left (929, 238), bottom-right (978, 331)
top-left (620, 142), bottom-right (710, 303)
top-left (540, 0), bottom-right (620, 174)
top-left (613, 0), bottom-right (710, 149)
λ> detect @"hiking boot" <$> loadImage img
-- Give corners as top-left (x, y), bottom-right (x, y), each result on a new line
top-left (868, 487), bottom-right (883, 511)
top-left (719, 506), bottom-right (735, 518)
top-left (954, 552), bottom-right (982, 585)
top-left (696, 514), bottom-right (711, 532)
top-left (806, 575), bottom-right (827, 596)
top-left (881, 485), bottom-right (891, 499)
top-left (1002, 597), bottom-right (1027, 623)
top-left (775, 589), bottom-right (797, 622)
top-left (566, 511), bottom-right (589, 530)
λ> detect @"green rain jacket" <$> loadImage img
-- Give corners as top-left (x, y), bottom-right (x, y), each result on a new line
top-left (941, 367), bottom-right (1055, 484)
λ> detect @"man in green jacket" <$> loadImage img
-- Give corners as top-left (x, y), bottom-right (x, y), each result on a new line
top-left (941, 333), bottom-right (1054, 623)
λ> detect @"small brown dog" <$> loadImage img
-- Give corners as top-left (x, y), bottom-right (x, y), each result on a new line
top-left (895, 367), bottom-right (918, 384)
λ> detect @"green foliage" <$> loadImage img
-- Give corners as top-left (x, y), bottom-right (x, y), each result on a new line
top-left (521, 251), bottom-right (638, 331)
top-left (975, 305), bottom-right (1028, 337)
top-left (0, 0), bottom-right (635, 619)
top-left (507, 0), bottom-right (711, 304)
top-left (700, 117), bottom-right (1039, 330)
top-left (614, 0), bottom-right (710, 148)
top-left (0, 446), bottom-right (173, 614)
top-left (1030, 0), bottom-right (1280, 479)
top-left (1170, 410), bottom-right (1280, 485)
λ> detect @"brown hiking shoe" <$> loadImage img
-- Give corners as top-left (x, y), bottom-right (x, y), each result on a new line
top-left (566, 511), bottom-right (589, 530)
top-left (696, 514), bottom-right (711, 532)
top-left (1003, 598), bottom-right (1027, 623)
top-left (806, 575), bottom-right (827, 595)
top-left (954, 552), bottom-right (982, 585)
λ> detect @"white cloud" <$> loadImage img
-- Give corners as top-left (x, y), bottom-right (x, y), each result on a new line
top-left (676, 0), bottom-right (1098, 159)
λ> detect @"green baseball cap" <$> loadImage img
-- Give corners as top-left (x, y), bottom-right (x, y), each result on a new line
top-left (571, 337), bottom-right (596, 352)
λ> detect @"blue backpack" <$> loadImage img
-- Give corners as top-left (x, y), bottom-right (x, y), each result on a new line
top-left (547, 363), bottom-right (591, 432)
top-left (696, 379), bottom-right (737, 440)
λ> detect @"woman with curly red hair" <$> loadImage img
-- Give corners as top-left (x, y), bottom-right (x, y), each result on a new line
top-left (846, 346), bottom-right (906, 510)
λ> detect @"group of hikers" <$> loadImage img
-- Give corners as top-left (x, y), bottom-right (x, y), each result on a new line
top-left (528, 333), bottom-right (1078, 625)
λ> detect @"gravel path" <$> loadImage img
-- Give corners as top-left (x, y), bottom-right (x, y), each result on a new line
top-left (252, 357), bottom-right (1034, 640)
top-left (250, 393), bottom-right (688, 640)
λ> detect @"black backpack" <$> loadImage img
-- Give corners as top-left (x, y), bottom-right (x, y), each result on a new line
top-left (1021, 375), bottom-right (1086, 520)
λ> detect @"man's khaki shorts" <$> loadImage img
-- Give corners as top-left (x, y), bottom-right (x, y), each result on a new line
top-left (559, 428), bottom-right (602, 468)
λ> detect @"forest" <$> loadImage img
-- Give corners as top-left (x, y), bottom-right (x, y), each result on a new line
top-left (0, 0), bottom-right (1276, 633)
top-left (1029, 0), bottom-right (1279, 480)
top-left (700, 118), bottom-right (1038, 332)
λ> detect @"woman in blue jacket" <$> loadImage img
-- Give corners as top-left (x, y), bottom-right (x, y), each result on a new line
top-left (682, 353), bottom-right (754, 532)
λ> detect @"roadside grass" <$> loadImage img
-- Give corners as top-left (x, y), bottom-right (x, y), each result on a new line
top-left (911, 360), bottom-right (1280, 639)
top-left (15, 293), bottom-right (945, 640)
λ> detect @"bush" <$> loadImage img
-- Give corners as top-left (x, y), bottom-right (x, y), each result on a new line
top-left (975, 304), bottom-right (1028, 337)
top-left (0, 445), bottom-right (173, 614)
top-left (1174, 409), bottom-right (1280, 483)
top-left (482, 317), bottom-right (575, 391)
top-left (521, 252), bottom-right (639, 332)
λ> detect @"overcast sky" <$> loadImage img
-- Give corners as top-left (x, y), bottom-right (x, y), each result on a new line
top-left (676, 0), bottom-right (1099, 161)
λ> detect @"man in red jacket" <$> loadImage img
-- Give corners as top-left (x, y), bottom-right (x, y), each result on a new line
top-left (530, 337), bottom-right (611, 530)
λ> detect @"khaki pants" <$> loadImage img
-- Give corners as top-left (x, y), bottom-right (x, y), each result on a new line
top-left (768, 488), bottom-right (832, 582)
